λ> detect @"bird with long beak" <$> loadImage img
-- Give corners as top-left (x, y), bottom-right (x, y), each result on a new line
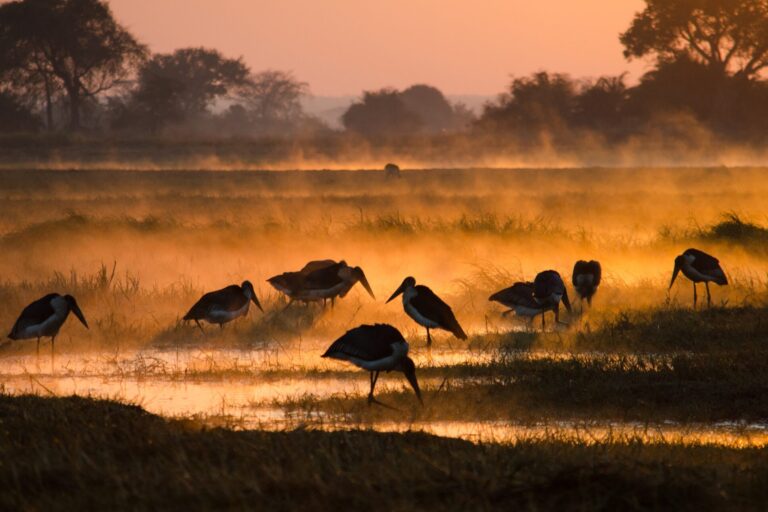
top-left (488, 281), bottom-right (543, 328)
top-left (268, 260), bottom-right (375, 308)
top-left (183, 280), bottom-right (262, 333)
top-left (669, 248), bottom-right (728, 308)
top-left (386, 276), bottom-right (467, 346)
top-left (572, 260), bottom-right (602, 311)
top-left (8, 293), bottom-right (89, 357)
top-left (322, 323), bottom-right (422, 407)
top-left (533, 270), bottom-right (571, 329)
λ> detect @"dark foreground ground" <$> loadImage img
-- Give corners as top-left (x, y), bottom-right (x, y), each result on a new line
top-left (0, 395), bottom-right (767, 511)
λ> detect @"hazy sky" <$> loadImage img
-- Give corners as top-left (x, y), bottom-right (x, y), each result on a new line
top-left (109, 0), bottom-right (649, 96)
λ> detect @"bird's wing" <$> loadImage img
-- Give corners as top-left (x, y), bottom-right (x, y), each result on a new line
top-left (588, 261), bottom-right (602, 286)
top-left (184, 286), bottom-right (246, 319)
top-left (9, 294), bottom-right (58, 336)
top-left (300, 259), bottom-right (338, 275)
top-left (489, 282), bottom-right (536, 307)
top-left (267, 271), bottom-right (305, 294)
top-left (572, 261), bottom-right (588, 286)
top-left (686, 249), bottom-right (721, 273)
top-left (322, 324), bottom-right (404, 360)
top-left (534, 271), bottom-right (564, 298)
top-left (413, 286), bottom-right (467, 339)
top-left (302, 263), bottom-right (344, 289)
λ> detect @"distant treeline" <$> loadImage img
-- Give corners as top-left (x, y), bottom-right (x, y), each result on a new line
top-left (3, 0), bottom-right (768, 148)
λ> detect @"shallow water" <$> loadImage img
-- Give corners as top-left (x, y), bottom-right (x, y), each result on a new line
top-left (0, 346), bottom-right (763, 447)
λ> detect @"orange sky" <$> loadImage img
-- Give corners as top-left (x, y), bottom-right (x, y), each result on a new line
top-left (109, 0), bottom-right (649, 96)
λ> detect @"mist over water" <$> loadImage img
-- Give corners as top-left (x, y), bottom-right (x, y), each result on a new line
top-left (1, 166), bottom-right (768, 445)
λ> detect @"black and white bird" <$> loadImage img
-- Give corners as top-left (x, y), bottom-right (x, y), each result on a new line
top-left (268, 260), bottom-right (375, 307)
top-left (183, 280), bottom-right (262, 332)
top-left (572, 260), bottom-right (602, 309)
top-left (669, 248), bottom-right (728, 307)
top-left (8, 293), bottom-right (89, 356)
top-left (386, 276), bottom-right (467, 345)
top-left (322, 323), bottom-right (422, 407)
top-left (488, 282), bottom-right (543, 327)
top-left (533, 270), bottom-right (571, 328)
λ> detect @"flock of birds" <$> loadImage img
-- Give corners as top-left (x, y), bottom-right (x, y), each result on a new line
top-left (6, 248), bottom-right (728, 407)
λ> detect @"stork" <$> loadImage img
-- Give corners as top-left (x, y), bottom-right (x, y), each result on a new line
top-left (386, 276), bottom-right (467, 345)
top-left (322, 323), bottom-right (422, 407)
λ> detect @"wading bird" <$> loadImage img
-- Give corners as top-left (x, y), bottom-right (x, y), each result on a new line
top-left (669, 248), bottom-right (728, 308)
top-left (488, 281), bottom-right (542, 328)
top-left (8, 293), bottom-right (89, 356)
top-left (322, 323), bottom-right (422, 407)
top-left (183, 280), bottom-right (262, 333)
top-left (533, 270), bottom-right (571, 328)
top-left (386, 276), bottom-right (467, 345)
top-left (572, 260), bottom-right (602, 310)
top-left (268, 260), bottom-right (375, 308)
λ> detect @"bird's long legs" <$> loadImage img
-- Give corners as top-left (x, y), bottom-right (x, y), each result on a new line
top-left (36, 337), bottom-right (40, 358)
top-left (194, 320), bottom-right (206, 335)
top-left (693, 282), bottom-right (698, 309)
top-left (426, 327), bottom-right (432, 346)
top-left (368, 370), bottom-right (379, 401)
top-left (706, 282), bottom-right (712, 308)
top-left (51, 335), bottom-right (56, 370)
top-left (367, 371), bottom-right (396, 409)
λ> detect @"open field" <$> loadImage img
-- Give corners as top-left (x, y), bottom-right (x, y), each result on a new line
top-left (2, 166), bottom-right (768, 508)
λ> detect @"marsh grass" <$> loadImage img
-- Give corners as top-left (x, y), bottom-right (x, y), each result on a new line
top-left (1, 394), bottom-right (768, 511)
top-left (277, 348), bottom-right (768, 424)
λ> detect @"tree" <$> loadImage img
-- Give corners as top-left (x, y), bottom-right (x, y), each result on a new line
top-left (399, 84), bottom-right (456, 133)
top-left (0, 91), bottom-right (40, 132)
top-left (116, 48), bottom-right (251, 133)
top-left (573, 75), bottom-right (628, 137)
top-left (342, 89), bottom-right (422, 136)
top-left (239, 70), bottom-right (309, 133)
top-left (0, 0), bottom-right (146, 130)
top-left (477, 72), bottom-right (578, 141)
top-left (621, 0), bottom-right (768, 79)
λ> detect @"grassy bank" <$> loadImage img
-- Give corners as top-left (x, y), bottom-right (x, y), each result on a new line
top-left (1, 394), bottom-right (767, 511)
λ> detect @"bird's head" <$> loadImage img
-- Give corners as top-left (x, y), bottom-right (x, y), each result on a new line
top-left (387, 276), bottom-right (416, 303)
top-left (241, 280), bottom-right (263, 312)
top-left (398, 356), bottom-right (423, 405)
top-left (64, 295), bottom-right (89, 329)
top-left (669, 255), bottom-right (684, 290)
top-left (352, 266), bottom-right (375, 299)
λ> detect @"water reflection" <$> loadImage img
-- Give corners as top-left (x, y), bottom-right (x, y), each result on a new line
top-left (0, 347), bottom-right (761, 448)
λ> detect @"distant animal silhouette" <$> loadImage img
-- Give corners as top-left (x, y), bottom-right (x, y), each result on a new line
top-left (384, 163), bottom-right (401, 178)
top-left (669, 248), bottom-right (727, 307)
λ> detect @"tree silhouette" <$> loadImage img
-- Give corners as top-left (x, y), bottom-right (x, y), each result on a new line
top-left (0, 0), bottom-right (146, 129)
top-left (399, 84), bottom-right (456, 133)
top-left (0, 91), bottom-right (39, 132)
top-left (478, 72), bottom-right (578, 142)
top-left (115, 48), bottom-right (251, 133)
top-left (621, 0), bottom-right (768, 79)
top-left (342, 89), bottom-right (422, 136)
top-left (239, 70), bottom-right (309, 133)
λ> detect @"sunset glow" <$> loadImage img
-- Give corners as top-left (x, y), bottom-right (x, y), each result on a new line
top-left (110, 0), bottom-right (647, 95)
